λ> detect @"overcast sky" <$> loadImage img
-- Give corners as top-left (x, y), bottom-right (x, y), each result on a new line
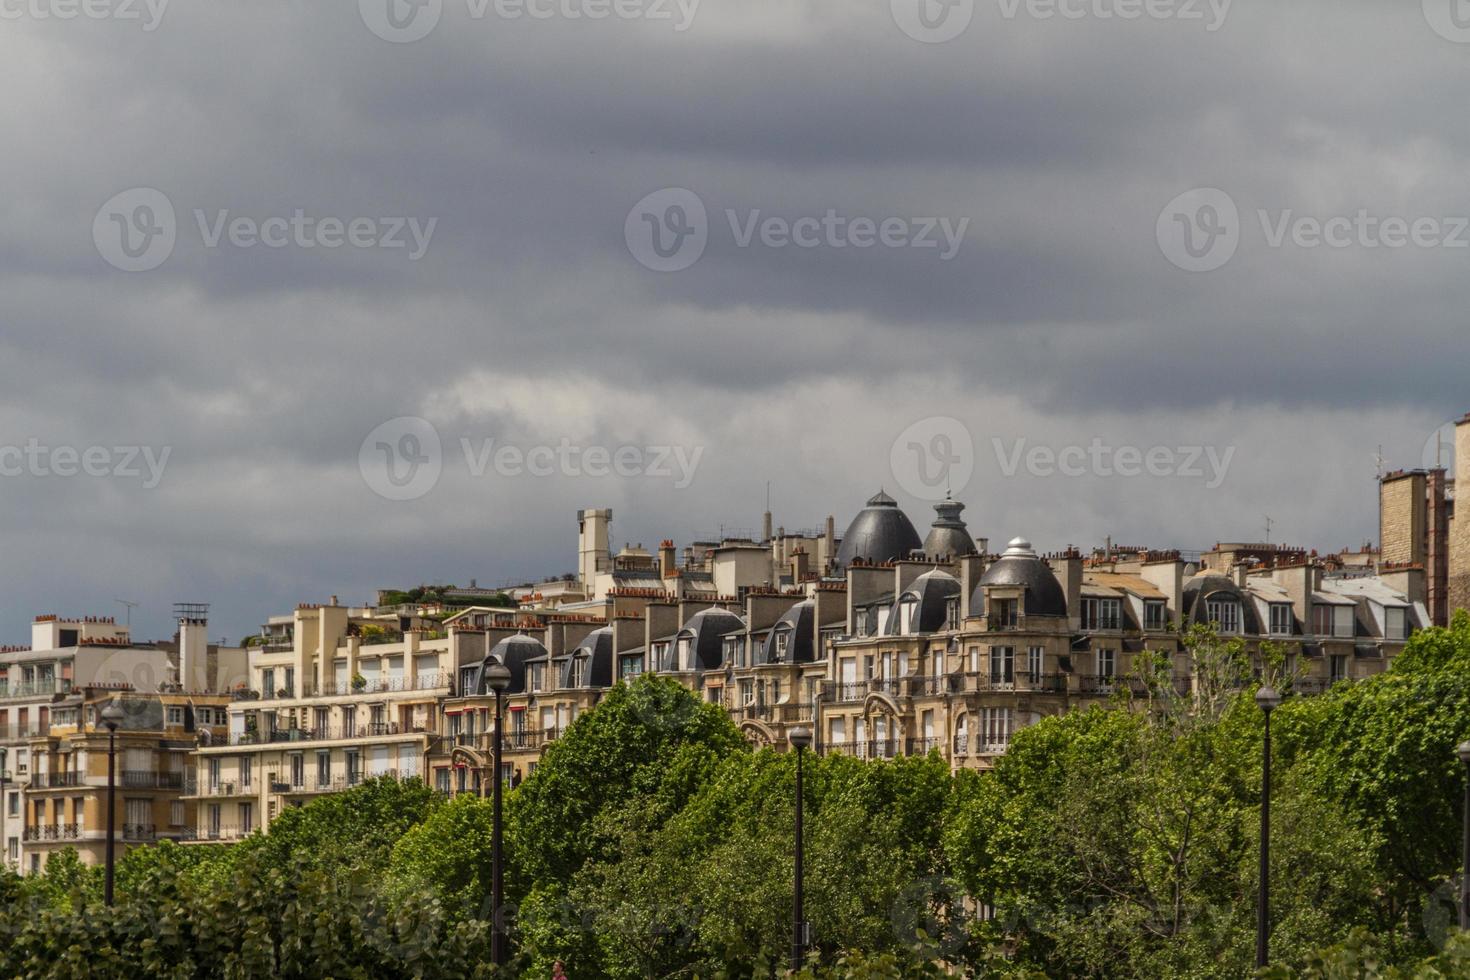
top-left (1, 0), bottom-right (1467, 646)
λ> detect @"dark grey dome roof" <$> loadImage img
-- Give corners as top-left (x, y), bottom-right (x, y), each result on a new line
top-left (466, 633), bottom-right (546, 695)
top-left (886, 568), bottom-right (962, 635)
top-left (922, 496), bottom-right (977, 559)
top-left (758, 599), bottom-right (818, 665)
top-left (1183, 574), bottom-right (1262, 632)
top-left (835, 490), bottom-right (923, 567)
top-left (971, 538), bottom-right (1068, 618)
top-left (560, 626), bottom-right (614, 689)
top-left (675, 608), bottom-right (745, 671)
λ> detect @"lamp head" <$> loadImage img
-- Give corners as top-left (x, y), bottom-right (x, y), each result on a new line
top-left (1456, 741), bottom-right (1470, 766)
top-left (486, 662), bottom-right (512, 694)
top-left (788, 727), bottom-right (813, 751)
top-left (1255, 686), bottom-right (1281, 714)
top-left (100, 700), bottom-right (126, 732)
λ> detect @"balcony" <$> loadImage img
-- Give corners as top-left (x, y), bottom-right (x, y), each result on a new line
top-left (121, 771), bottom-right (184, 790)
top-left (304, 673), bottom-right (451, 697)
top-left (31, 771), bottom-right (82, 789)
top-left (227, 721), bottom-right (412, 746)
top-left (196, 781), bottom-right (250, 798)
top-left (181, 825), bottom-right (251, 843)
top-left (22, 824), bottom-right (80, 841)
top-left (820, 680), bottom-right (869, 703)
top-left (123, 824), bottom-right (157, 841)
top-left (0, 679), bottom-right (72, 700)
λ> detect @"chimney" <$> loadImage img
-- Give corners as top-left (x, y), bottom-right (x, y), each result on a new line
top-left (958, 554), bottom-right (986, 620)
top-left (330, 595), bottom-right (339, 607)
top-left (1450, 414), bottom-right (1470, 617)
top-left (659, 540), bottom-right (677, 579)
top-left (1051, 551), bottom-right (1083, 629)
top-left (824, 515), bottom-right (836, 572)
top-left (790, 548), bottom-right (811, 583)
top-left (178, 614), bottom-right (209, 692)
top-left (763, 509), bottom-right (773, 544)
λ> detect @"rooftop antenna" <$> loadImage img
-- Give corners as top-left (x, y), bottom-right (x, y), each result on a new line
top-left (114, 599), bottom-right (138, 627)
top-left (1375, 445), bottom-right (1384, 480)
top-left (1265, 515), bottom-right (1274, 544)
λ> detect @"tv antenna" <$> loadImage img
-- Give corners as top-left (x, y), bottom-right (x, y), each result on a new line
top-left (114, 599), bottom-right (138, 627)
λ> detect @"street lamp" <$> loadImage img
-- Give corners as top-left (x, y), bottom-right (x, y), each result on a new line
top-left (0, 746), bottom-right (8, 870)
top-left (100, 700), bottom-right (126, 907)
top-left (1456, 741), bottom-right (1470, 931)
top-left (485, 661), bottom-right (512, 967)
top-left (1255, 685), bottom-right (1281, 969)
top-left (789, 726), bottom-right (813, 972)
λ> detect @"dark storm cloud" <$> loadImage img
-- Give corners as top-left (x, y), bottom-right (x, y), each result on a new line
top-left (0, 0), bottom-right (1464, 642)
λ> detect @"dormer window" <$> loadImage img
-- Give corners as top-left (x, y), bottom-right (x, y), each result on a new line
top-left (677, 637), bottom-right (693, 671)
top-left (774, 631), bottom-right (790, 662)
top-left (722, 636), bottom-right (741, 666)
top-left (1269, 603), bottom-right (1293, 636)
top-left (989, 599), bottom-right (1019, 629)
top-left (1143, 601), bottom-right (1167, 631)
top-left (944, 597), bottom-right (960, 631)
top-left (1206, 597), bottom-right (1241, 634)
top-left (652, 641), bottom-right (670, 671)
top-left (897, 596), bottom-right (918, 634)
top-left (1385, 607), bottom-right (1407, 640)
top-left (1081, 598), bottom-right (1122, 631)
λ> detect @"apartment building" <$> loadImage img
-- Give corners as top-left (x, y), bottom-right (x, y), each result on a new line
top-left (16, 689), bottom-right (231, 873)
top-left (1379, 411), bottom-right (1469, 626)
top-left (187, 600), bottom-right (452, 840)
top-left (2, 610), bottom-right (246, 871)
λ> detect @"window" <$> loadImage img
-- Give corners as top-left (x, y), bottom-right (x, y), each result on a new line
top-left (1096, 649), bottom-right (1116, 682)
top-left (1082, 598), bottom-right (1122, 630)
top-left (676, 637), bottom-right (693, 670)
top-left (829, 717), bottom-right (846, 744)
top-left (1027, 646), bottom-right (1044, 679)
top-left (170, 801), bottom-right (185, 827)
top-left (1206, 598), bottom-right (1241, 633)
top-left (989, 599), bottom-right (1019, 629)
top-left (1330, 655), bottom-right (1348, 684)
top-left (240, 757), bottom-right (251, 789)
top-left (1385, 607), bottom-right (1407, 640)
top-left (978, 708), bottom-right (1012, 751)
top-left (774, 631), bottom-right (790, 661)
top-left (317, 751), bottom-right (330, 788)
top-left (944, 597), bottom-right (960, 631)
top-left (459, 667), bottom-right (477, 693)
top-left (1143, 601), bottom-right (1167, 630)
top-left (620, 654), bottom-right (644, 680)
top-left (1269, 604), bottom-right (1293, 636)
top-left (435, 768), bottom-right (451, 794)
top-left (897, 597), bottom-right (918, 634)
top-left (239, 803), bottom-right (253, 834)
top-left (207, 759), bottom-right (220, 791)
top-left (721, 636), bottom-right (741, 666)
top-left (166, 707), bottom-right (184, 726)
top-left (651, 642), bottom-right (670, 672)
top-left (261, 669), bottom-right (275, 696)
top-left (989, 647), bottom-right (1014, 686)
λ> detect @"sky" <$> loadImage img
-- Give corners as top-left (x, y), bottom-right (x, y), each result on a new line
top-left (1, 0), bottom-right (1467, 646)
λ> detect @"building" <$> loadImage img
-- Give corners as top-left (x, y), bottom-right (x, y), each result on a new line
top-left (1378, 411), bottom-right (1469, 627)
top-left (187, 599), bottom-right (452, 841)
top-left (1, 608), bottom-right (246, 871)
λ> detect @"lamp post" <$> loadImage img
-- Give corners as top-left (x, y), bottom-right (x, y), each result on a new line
top-left (0, 746), bottom-right (8, 870)
top-left (1255, 686), bottom-right (1280, 969)
top-left (485, 662), bottom-right (512, 967)
top-left (789, 726), bottom-right (813, 972)
top-left (100, 700), bottom-right (126, 907)
top-left (1456, 741), bottom-right (1470, 931)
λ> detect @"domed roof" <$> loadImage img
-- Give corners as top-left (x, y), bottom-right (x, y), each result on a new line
top-left (921, 496), bottom-right (977, 559)
top-left (675, 607), bottom-right (746, 671)
top-left (758, 599), bottom-right (818, 665)
top-left (886, 568), bottom-right (962, 635)
top-left (1183, 574), bottom-right (1262, 632)
top-left (971, 538), bottom-right (1068, 618)
top-left (835, 490), bottom-right (923, 567)
top-left (561, 626), bottom-right (614, 689)
top-left (466, 632), bottom-right (547, 695)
